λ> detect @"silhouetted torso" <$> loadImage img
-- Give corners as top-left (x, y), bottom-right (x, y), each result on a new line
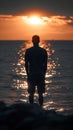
top-left (25, 46), bottom-right (47, 76)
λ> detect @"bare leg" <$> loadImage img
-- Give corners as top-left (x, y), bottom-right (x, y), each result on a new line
top-left (29, 93), bottom-right (34, 104)
top-left (39, 93), bottom-right (43, 106)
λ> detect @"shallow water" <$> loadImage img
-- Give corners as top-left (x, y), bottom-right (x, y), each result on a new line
top-left (0, 40), bottom-right (73, 115)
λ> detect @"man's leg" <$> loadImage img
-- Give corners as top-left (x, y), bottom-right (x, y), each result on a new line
top-left (28, 81), bottom-right (35, 104)
top-left (29, 93), bottom-right (34, 104)
top-left (37, 75), bottom-right (45, 106)
top-left (38, 93), bottom-right (43, 106)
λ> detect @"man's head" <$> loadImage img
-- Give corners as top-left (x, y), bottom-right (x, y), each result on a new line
top-left (32, 35), bottom-right (40, 46)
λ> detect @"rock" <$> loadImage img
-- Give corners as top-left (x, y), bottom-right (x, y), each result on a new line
top-left (0, 101), bottom-right (73, 130)
top-left (0, 101), bottom-right (7, 112)
top-left (15, 117), bottom-right (35, 130)
top-left (34, 126), bottom-right (49, 130)
top-left (0, 125), bottom-right (9, 130)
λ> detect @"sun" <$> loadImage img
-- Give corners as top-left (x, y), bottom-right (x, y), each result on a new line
top-left (29, 17), bottom-right (40, 24)
top-left (22, 15), bottom-right (46, 25)
top-left (28, 16), bottom-right (42, 25)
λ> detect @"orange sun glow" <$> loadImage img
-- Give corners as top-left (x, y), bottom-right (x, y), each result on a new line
top-left (28, 16), bottom-right (42, 24)
top-left (22, 16), bottom-right (44, 25)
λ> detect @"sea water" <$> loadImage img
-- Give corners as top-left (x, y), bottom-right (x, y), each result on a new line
top-left (0, 40), bottom-right (73, 115)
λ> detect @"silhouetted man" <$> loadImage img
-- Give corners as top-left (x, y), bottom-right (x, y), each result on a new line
top-left (25, 35), bottom-right (48, 106)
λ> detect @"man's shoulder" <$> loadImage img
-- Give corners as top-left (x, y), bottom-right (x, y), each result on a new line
top-left (25, 47), bottom-right (33, 52)
top-left (39, 47), bottom-right (47, 53)
top-left (25, 46), bottom-right (47, 55)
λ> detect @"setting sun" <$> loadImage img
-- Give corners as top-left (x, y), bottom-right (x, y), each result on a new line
top-left (28, 16), bottom-right (42, 25)
top-left (22, 16), bottom-right (44, 25)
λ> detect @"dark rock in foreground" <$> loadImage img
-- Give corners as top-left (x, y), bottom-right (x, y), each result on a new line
top-left (0, 101), bottom-right (73, 130)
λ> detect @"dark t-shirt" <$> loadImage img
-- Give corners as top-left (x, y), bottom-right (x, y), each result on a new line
top-left (25, 46), bottom-right (47, 76)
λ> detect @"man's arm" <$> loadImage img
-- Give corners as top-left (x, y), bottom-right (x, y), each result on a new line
top-left (43, 51), bottom-right (48, 75)
top-left (25, 50), bottom-right (29, 76)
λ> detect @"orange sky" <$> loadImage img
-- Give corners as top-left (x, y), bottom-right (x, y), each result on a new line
top-left (0, 14), bottom-right (73, 40)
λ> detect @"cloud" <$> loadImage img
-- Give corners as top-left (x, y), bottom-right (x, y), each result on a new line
top-left (67, 20), bottom-right (73, 26)
top-left (0, 15), bottom-right (13, 20)
top-left (0, 14), bottom-right (73, 27)
top-left (0, 15), bottom-right (22, 21)
top-left (70, 16), bottom-right (73, 19)
top-left (42, 15), bottom-right (73, 26)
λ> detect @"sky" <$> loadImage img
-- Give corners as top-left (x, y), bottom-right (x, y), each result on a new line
top-left (0, 0), bottom-right (73, 40)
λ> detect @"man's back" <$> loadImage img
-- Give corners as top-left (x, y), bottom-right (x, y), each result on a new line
top-left (25, 46), bottom-right (47, 75)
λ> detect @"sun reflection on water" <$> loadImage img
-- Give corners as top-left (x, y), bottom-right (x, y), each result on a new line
top-left (11, 40), bottom-right (63, 112)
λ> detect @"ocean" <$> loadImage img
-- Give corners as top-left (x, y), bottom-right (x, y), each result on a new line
top-left (0, 40), bottom-right (73, 115)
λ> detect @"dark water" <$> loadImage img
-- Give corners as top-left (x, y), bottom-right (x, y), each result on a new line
top-left (0, 40), bottom-right (73, 115)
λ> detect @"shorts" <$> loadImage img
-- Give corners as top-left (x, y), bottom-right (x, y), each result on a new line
top-left (27, 74), bottom-right (45, 94)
